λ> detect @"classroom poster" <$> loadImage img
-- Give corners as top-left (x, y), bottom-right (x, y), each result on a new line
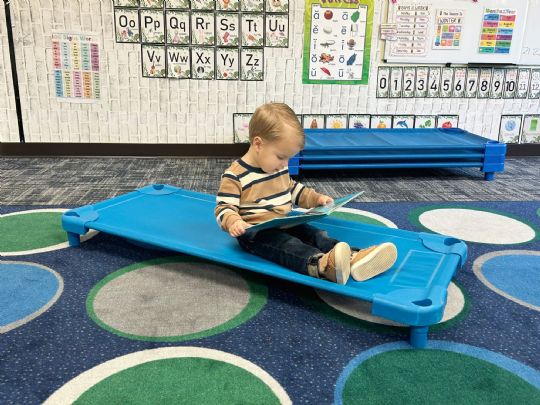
top-left (52, 32), bottom-right (100, 102)
top-left (479, 8), bottom-right (516, 54)
top-left (390, 3), bottom-right (431, 56)
top-left (302, 0), bottom-right (374, 85)
top-left (433, 9), bottom-right (464, 50)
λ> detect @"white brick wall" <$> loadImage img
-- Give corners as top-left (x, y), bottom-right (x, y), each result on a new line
top-left (0, 0), bottom-right (538, 144)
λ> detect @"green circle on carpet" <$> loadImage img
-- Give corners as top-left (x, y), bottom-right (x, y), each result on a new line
top-left (0, 212), bottom-right (66, 252)
top-left (342, 349), bottom-right (540, 404)
top-left (329, 211), bottom-right (388, 227)
top-left (73, 357), bottom-right (280, 404)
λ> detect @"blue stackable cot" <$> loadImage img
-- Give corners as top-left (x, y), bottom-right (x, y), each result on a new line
top-left (288, 128), bottom-right (506, 181)
top-left (62, 184), bottom-right (467, 348)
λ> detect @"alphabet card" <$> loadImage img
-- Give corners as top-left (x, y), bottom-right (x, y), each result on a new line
top-left (165, 11), bottom-right (190, 44)
top-left (216, 13), bottom-right (240, 46)
top-left (141, 0), bottom-right (164, 7)
top-left (191, 12), bottom-right (215, 45)
top-left (241, 0), bottom-right (263, 12)
top-left (165, 0), bottom-right (190, 9)
top-left (216, 48), bottom-right (240, 80)
top-left (303, 1), bottom-right (373, 85)
top-left (114, 9), bottom-right (140, 43)
top-left (142, 45), bottom-right (166, 77)
top-left (266, 0), bottom-right (288, 13)
top-left (241, 14), bottom-right (264, 46)
top-left (240, 48), bottom-right (263, 80)
top-left (216, 0), bottom-right (240, 11)
top-left (265, 14), bottom-right (289, 47)
top-left (191, 46), bottom-right (215, 79)
top-left (167, 46), bottom-right (191, 78)
top-left (140, 10), bottom-right (165, 43)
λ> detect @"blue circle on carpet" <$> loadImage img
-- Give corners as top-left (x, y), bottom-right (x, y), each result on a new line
top-left (480, 254), bottom-right (540, 307)
top-left (0, 262), bottom-right (63, 332)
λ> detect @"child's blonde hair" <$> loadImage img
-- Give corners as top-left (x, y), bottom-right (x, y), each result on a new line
top-left (249, 103), bottom-right (304, 147)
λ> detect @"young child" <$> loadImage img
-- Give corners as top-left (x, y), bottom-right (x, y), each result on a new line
top-left (215, 102), bottom-right (397, 285)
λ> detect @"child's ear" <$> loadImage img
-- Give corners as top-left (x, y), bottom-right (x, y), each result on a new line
top-left (252, 136), bottom-right (263, 150)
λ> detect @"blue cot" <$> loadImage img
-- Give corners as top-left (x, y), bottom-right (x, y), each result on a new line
top-left (289, 128), bottom-right (506, 181)
top-left (62, 184), bottom-right (467, 348)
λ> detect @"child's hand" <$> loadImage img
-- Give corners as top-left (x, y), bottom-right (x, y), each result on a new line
top-left (317, 194), bottom-right (334, 206)
top-left (229, 219), bottom-right (252, 237)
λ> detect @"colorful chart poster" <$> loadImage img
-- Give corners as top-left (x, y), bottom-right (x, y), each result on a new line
top-left (389, 3), bottom-right (431, 56)
top-left (302, 0), bottom-right (374, 85)
top-left (433, 9), bottom-right (464, 49)
top-left (52, 32), bottom-right (100, 102)
top-left (479, 8), bottom-right (516, 54)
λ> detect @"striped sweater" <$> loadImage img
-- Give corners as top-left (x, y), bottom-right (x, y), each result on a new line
top-left (215, 159), bottom-right (323, 232)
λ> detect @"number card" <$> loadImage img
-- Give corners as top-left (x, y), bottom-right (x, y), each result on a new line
top-left (452, 67), bottom-right (466, 98)
top-left (390, 67), bottom-right (403, 98)
top-left (465, 68), bottom-right (479, 98)
top-left (490, 68), bottom-right (504, 99)
top-left (377, 67), bottom-right (390, 98)
top-left (516, 68), bottom-right (530, 99)
top-left (529, 68), bottom-right (540, 99)
top-left (440, 67), bottom-right (454, 98)
top-left (427, 67), bottom-right (441, 98)
top-left (503, 68), bottom-right (518, 99)
top-left (477, 68), bottom-right (492, 98)
top-left (402, 67), bottom-right (416, 98)
top-left (415, 66), bottom-right (429, 97)
top-left (348, 114), bottom-right (371, 129)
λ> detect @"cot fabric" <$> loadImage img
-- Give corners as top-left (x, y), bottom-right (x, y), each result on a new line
top-left (215, 159), bottom-right (322, 232)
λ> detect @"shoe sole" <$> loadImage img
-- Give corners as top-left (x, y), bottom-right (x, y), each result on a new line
top-left (351, 242), bottom-right (397, 281)
top-left (334, 242), bottom-right (351, 285)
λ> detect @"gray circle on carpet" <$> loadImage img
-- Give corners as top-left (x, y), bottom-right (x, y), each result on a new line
top-left (92, 262), bottom-right (251, 336)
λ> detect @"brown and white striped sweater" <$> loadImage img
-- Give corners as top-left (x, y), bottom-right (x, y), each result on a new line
top-left (215, 159), bottom-right (323, 232)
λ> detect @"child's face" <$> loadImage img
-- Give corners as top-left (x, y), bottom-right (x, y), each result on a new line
top-left (254, 129), bottom-right (302, 173)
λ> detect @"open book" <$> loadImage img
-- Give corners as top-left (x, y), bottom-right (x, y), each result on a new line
top-left (245, 191), bottom-right (364, 233)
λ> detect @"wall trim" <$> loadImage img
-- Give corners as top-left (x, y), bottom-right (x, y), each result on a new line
top-left (0, 142), bottom-right (539, 157)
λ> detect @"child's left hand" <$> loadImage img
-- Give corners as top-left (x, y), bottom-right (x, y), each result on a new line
top-left (317, 194), bottom-right (334, 206)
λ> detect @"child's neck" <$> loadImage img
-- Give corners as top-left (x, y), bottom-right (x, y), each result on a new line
top-left (241, 147), bottom-right (260, 168)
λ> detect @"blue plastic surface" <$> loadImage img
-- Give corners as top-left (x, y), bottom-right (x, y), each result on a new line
top-left (291, 128), bottom-right (506, 180)
top-left (62, 185), bottom-right (467, 345)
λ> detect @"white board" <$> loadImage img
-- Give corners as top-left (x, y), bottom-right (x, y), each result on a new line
top-left (384, 0), bottom-right (529, 65)
top-left (520, 0), bottom-right (540, 65)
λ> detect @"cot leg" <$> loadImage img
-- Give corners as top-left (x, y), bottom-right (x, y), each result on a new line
top-left (484, 172), bottom-right (495, 181)
top-left (67, 232), bottom-right (81, 247)
top-left (409, 326), bottom-right (429, 348)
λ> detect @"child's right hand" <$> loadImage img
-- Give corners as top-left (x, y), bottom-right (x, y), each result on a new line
top-left (229, 220), bottom-right (252, 237)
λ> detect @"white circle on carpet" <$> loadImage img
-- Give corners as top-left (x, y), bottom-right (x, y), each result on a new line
top-left (418, 208), bottom-right (536, 244)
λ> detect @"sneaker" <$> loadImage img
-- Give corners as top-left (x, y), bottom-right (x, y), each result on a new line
top-left (350, 242), bottom-right (397, 281)
top-left (318, 242), bottom-right (351, 285)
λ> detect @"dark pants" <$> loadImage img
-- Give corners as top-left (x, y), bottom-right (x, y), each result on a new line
top-left (237, 224), bottom-right (339, 275)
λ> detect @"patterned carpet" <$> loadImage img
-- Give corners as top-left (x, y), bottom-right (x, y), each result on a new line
top-left (1, 197), bottom-right (539, 404)
top-left (0, 156), bottom-right (539, 205)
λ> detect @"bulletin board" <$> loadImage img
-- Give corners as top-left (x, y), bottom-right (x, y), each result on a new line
top-left (384, 0), bottom-right (529, 65)
top-left (519, 0), bottom-right (540, 65)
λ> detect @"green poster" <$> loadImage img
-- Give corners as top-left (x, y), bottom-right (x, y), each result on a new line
top-left (302, 0), bottom-right (374, 85)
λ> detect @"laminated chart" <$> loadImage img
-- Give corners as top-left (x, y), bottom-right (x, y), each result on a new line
top-left (113, 0), bottom-right (289, 81)
top-left (433, 9), bottom-right (464, 49)
top-left (302, 0), bottom-right (374, 85)
top-left (390, 3), bottom-right (431, 56)
top-left (479, 7), bottom-right (516, 54)
top-left (52, 32), bottom-right (100, 102)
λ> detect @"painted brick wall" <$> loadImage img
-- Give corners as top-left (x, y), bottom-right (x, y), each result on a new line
top-left (0, 1), bottom-right (538, 144)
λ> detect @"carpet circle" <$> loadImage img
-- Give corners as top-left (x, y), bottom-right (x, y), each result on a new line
top-left (87, 256), bottom-right (267, 341)
top-left (44, 347), bottom-right (291, 404)
top-left (0, 261), bottom-right (63, 333)
top-left (336, 341), bottom-right (540, 405)
top-left (315, 282), bottom-right (465, 327)
top-left (409, 206), bottom-right (537, 244)
top-left (473, 250), bottom-right (540, 311)
top-left (0, 209), bottom-right (97, 256)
